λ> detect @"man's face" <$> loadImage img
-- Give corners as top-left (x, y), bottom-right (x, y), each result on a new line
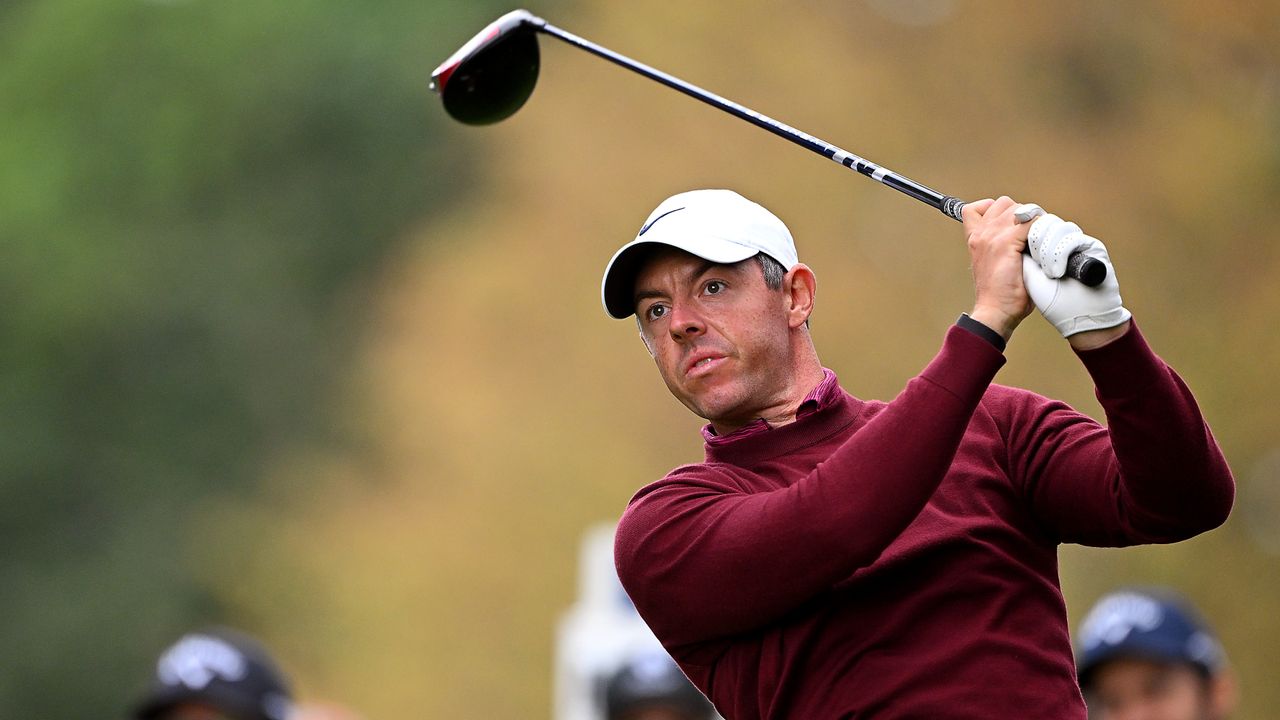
top-left (632, 248), bottom-right (795, 428)
top-left (1086, 659), bottom-right (1219, 720)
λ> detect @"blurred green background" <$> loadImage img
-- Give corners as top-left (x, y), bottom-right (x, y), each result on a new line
top-left (2, 0), bottom-right (1278, 717)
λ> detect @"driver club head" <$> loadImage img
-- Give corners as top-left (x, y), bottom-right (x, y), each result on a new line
top-left (430, 9), bottom-right (541, 125)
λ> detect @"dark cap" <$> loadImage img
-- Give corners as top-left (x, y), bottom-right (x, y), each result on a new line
top-left (604, 651), bottom-right (713, 720)
top-left (134, 627), bottom-right (293, 720)
top-left (1076, 589), bottom-right (1225, 689)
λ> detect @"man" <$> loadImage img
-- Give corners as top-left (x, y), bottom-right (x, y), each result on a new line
top-left (133, 628), bottom-right (294, 720)
top-left (602, 189), bottom-right (1234, 719)
top-left (604, 650), bottom-right (716, 720)
top-left (1076, 589), bottom-right (1237, 720)
top-left (133, 627), bottom-right (367, 720)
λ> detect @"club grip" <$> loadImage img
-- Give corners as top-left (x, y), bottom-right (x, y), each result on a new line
top-left (939, 197), bottom-right (1107, 287)
top-left (1066, 252), bottom-right (1107, 287)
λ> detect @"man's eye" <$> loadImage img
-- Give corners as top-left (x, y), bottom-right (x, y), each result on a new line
top-left (705, 281), bottom-right (724, 295)
top-left (646, 305), bottom-right (667, 320)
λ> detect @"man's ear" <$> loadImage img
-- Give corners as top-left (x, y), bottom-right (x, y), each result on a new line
top-left (1208, 668), bottom-right (1239, 720)
top-left (785, 263), bottom-right (817, 329)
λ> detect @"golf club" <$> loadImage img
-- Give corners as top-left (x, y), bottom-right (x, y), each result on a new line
top-left (429, 9), bottom-right (1106, 287)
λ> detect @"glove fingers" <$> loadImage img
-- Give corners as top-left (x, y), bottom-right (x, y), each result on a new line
top-left (1041, 221), bottom-right (1083, 278)
top-left (1026, 214), bottom-right (1063, 274)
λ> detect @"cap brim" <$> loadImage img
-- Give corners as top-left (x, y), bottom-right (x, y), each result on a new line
top-left (600, 237), bottom-right (759, 319)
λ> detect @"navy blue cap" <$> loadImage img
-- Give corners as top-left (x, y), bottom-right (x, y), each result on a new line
top-left (1076, 589), bottom-right (1225, 689)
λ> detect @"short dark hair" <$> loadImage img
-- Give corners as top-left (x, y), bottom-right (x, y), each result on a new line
top-left (758, 253), bottom-right (810, 327)
top-left (755, 253), bottom-right (786, 290)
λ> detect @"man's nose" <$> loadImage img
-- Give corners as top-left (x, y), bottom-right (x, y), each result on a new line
top-left (668, 302), bottom-right (706, 342)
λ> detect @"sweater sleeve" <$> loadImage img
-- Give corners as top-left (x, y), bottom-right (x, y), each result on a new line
top-left (1003, 321), bottom-right (1234, 546)
top-left (614, 327), bottom-right (1004, 649)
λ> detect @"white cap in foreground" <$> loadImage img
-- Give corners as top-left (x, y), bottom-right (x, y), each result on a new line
top-left (600, 189), bottom-right (799, 319)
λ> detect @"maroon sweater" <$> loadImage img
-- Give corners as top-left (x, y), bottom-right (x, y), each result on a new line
top-left (613, 323), bottom-right (1233, 719)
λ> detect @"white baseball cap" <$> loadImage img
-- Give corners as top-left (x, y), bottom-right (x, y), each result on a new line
top-left (600, 189), bottom-right (799, 319)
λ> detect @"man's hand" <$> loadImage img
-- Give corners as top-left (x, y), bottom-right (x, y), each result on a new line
top-left (1022, 212), bottom-right (1132, 348)
top-left (962, 197), bottom-right (1034, 341)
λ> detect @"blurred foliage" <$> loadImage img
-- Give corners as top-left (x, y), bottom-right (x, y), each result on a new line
top-left (3, 1), bottom-right (1279, 718)
top-left (0, 0), bottom-right (523, 715)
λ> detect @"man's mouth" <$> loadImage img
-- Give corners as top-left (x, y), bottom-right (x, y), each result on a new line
top-left (685, 353), bottom-right (726, 377)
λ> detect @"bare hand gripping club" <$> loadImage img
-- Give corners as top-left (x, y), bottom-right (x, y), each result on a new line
top-left (429, 9), bottom-right (1106, 287)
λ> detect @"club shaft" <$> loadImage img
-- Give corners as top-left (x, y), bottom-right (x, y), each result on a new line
top-left (533, 19), bottom-right (966, 221)
top-left (519, 14), bottom-right (1104, 287)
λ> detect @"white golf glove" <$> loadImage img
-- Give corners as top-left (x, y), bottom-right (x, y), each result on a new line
top-left (1021, 212), bottom-right (1132, 337)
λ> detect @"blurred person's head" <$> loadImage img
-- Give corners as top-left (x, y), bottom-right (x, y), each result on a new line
top-left (1076, 589), bottom-right (1236, 720)
top-left (604, 651), bottom-right (714, 720)
top-left (133, 628), bottom-right (293, 720)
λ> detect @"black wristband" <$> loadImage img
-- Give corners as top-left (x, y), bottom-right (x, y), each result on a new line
top-left (956, 313), bottom-right (1007, 352)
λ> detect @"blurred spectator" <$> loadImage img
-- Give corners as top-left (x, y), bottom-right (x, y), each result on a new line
top-left (133, 628), bottom-right (293, 720)
top-left (133, 627), bottom-right (364, 720)
top-left (1076, 589), bottom-right (1237, 720)
top-left (603, 650), bottom-right (715, 720)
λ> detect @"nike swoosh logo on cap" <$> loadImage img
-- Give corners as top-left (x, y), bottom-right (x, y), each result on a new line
top-left (638, 206), bottom-right (685, 236)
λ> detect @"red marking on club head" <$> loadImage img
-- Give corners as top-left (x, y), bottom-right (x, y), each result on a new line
top-left (430, 61), bottom-right (458, 93)
top-left (431, 25), bottom-right (503, 93)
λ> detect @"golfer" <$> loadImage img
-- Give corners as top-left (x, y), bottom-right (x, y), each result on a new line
top-left (602, 189), bottom-right (1234, 719)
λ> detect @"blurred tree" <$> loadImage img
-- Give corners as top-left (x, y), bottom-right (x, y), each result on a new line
top-left (0, 0), bottom-right (517, 715)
